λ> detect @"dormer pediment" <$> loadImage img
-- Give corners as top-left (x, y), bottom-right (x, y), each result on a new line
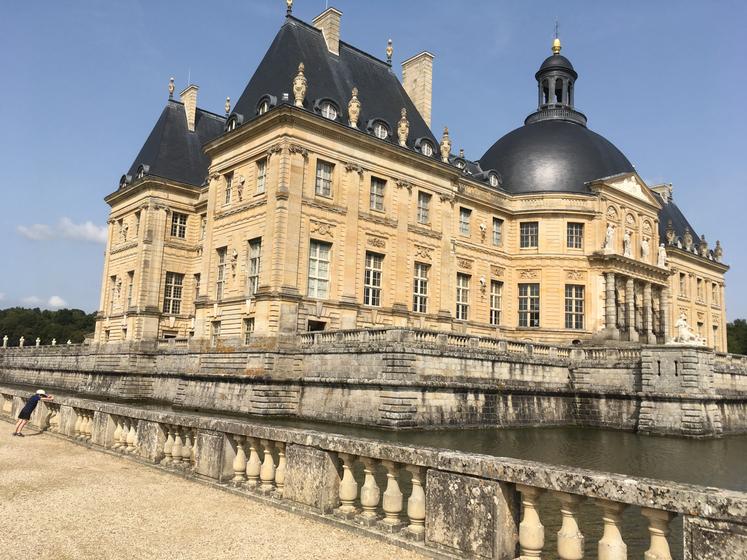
top-left (590, 172), bottom-right (662, 209)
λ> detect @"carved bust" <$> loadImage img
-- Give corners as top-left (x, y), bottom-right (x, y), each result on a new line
top-left (440, 127), bottom-right (451, 163)
top-left (397, 108), bottom-right (409, 147)
top-left (292, 62), bottom-right (307, 108)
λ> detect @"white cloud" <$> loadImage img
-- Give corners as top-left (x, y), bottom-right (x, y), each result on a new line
top-left (22, 296), bottom-right (42, 305)
top-left (17, 223), bottom-right (54, 240)
top-left (17, 217), bottom-right (107, 244)
top-left (48, 296), bottom-right (67, 308)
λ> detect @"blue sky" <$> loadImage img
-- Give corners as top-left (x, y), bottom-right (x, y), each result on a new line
top-left (1, 1), bottom-right (745, 319)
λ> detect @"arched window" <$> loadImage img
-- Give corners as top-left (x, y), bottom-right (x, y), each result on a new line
top-left (136, 165), bottom-right (149, 180)
top-left (320, 101), bottom-right (338, 120)
top-left (488, 172), bottom-right (500, 188)
top-left (542, 79), bottom-right (550, 105)
top-left (257, 99), bottom-right (270, 115)
top-left (420, 141), bottom-right (434, 157)
top-left (554, 78), bottom-right (563, 103)
top-left (373, 121), bottom-right (389, 140)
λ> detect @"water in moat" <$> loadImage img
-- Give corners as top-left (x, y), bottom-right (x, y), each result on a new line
top-left (8, 382), bottom-right (747, 558)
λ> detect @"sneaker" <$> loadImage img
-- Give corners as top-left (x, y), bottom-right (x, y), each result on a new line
top-left (12, 432), bottom-right (18, 436)
top-left (16, 433), bottom-right (24, 437)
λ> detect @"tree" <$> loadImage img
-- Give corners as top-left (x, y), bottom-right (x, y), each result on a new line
top-left (0, 307), bottom-right (96, 346)
top-left (727, 319), bottom-right (747, 355)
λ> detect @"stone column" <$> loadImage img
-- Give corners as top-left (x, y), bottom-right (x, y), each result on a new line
top-left (626, 278), bottom-right (638, 342)
top-left (605, 272), bottom-right (619, 340)
top-left (643, 282), bottom-right (656, 344)
top-left (661, 286), bottom-right (671, 343)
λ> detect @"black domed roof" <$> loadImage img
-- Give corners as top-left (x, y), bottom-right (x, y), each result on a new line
top-left (537, 54), bottom-right (576, 78)
top-left (479, 119), bottom-right (634, 195)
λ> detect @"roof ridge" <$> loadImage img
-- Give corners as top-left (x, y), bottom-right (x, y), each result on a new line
top-left (168, 99), bottom-right (226, 121)
top-left (284, 14), bottom-right (391, 69)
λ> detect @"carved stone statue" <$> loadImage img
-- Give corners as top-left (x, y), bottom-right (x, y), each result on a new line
top-left (292, 62), bottom-right (307, 108)
top-left (714, 240), bottom-right (723, 262)
top-left (699, 234), bottom-right (708, 257)
top-left (665, 219), bottom-right (675, 245)
top-left (603, 223), bottom-right (616, 253)
top-left (640, 236), bottom-right (650, 261)
top-left (683, 227), bottom-right (693, 251)
top-left (672, 313), bottom-right (705, 345)
top-left (347, 87), bottom-right (361, 128)
top-left (440, 126), bottom-right (451, 163)
top-left (397, 108), bottom-right (409, 147)
top-left (623, 230), bottom-right (632, 258)
top-left (657, 243), bottom-right (668, 267)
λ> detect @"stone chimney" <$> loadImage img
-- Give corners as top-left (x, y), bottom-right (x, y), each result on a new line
top-left (651, 183), bottom-right (673, 203)
top-left (180, 84), bottom-right (199, 132)
top-left (401, 52), bottom-right (434, 127)
top-left (312, 7), bottom-right (342, 56)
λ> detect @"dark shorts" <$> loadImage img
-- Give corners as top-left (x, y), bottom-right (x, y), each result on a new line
top-left (17, 406), bottom-right (35, 420)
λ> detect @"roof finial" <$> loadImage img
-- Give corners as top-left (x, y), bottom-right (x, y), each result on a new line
top-left (168, 77), bottom-right (175, 99)
top-left (552, 19), bottom-right (561, 54)
top-left (440, 126), bottom-right (451, 163)
top-left (292, 62), bottom-right (307, 108)
top-left (386, 39), bottom-right (393, 65)
top-left (286, 0), bottom-right (293, 16)
top-left (225, 97), bottom-right (231, 116)
top-left (348, 87), bottom-right (361, 128)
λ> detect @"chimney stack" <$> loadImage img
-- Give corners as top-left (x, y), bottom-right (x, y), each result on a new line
top-left (401, 52), bottom-right (434, 127)
top-left (180, 84), bottom-right (199, 132)
top-left (312, 7), bottom-right (342, 55)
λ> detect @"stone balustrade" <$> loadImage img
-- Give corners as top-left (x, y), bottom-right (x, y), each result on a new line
top-left (1, 385), bottom-right (745, 559)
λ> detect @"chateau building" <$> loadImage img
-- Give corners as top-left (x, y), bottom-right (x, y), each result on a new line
top-left (95, 5), bottom-right (728, 349)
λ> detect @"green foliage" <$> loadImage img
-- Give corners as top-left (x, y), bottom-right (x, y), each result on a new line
top-left (0, 307), bottom-right (96, 346)
top-left (727, 319), bottom-right (747, 355)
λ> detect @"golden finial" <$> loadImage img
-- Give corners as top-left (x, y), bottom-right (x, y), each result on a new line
top-left (552, 19), bottom-right (561, 54)
top-left (225, 97), bottom-right (231, 116)
top-left (386, 39), bottom-right (393, 65)
top-left (286, 0), bottom-right (293, 16)
top-left (168, 77), bottom-right (175, 99)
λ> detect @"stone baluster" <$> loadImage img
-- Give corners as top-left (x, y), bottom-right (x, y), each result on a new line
top-left (641, 508), bottom-right (674, 560)
top-left (116, 419), bottom-right (128, 449)
top-left (232, 436), bottom-right (247, 483)
top-left (73, 411), bottom-right (83, 438)
top-left (161, 426), bottom-right (174, 463)
top-left (259, 439), bottom-right (276, 492)
top-left (171, 427), bottom-right (183, 464)
top-left (126, 420), bottom-right (137, 453)
top-left (85, 414), bottom-right (93, 440)
top-left (556, 492), bottom-right (585, 560)
top-left (275, 442), bottom-right (287, 496)
top-left (181, 430), bottom-right (193, 465)
top-left (79, 414), bottom-right (88, 440)
top-left (596, 500), bottom-right (627, 560)
top-left (245, 438), bottom-right (262, 486)
top-left (359, 457), bottom-right (381, 521)
top-left (517, 484), bottom-right (546, 558)
top-left (191, 430), bottom-right (197, 465)
top-left (112, 418), bottom-right (123, 449)
top-left (380, 460), bottom-right (404, 527)
top-left (405, 465), bottom-right (426, 537)
top-left (337, 453), bottom-right (358, 515)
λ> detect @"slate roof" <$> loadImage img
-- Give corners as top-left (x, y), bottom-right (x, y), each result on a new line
top-left (125, 101), bottom-right (225, 187)
top-left (231, 16), bottom-right (437, 149)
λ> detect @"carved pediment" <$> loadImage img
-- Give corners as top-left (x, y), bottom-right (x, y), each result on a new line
top-left (604, 173), bottom-right (661, 207)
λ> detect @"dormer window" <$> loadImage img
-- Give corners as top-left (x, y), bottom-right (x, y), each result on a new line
top-left (488, 172), bottom-right (500, 188)
top-left (227, 119), bottom-right (237, 131)
top-left (258, 99), bottom-right (270, 115)
top-left (119, 175), bottom-right (132, 189)
top-left (136, 165), bottom-right (149, 180)
top-left (373, 121), bottom-right (389, 140)
top-left (420, 141), bottom-right (434, 157)
top-left (320, 101), bottom-right (338, 120)
top-left (225, 113), bottom-right (244, 132)
top-left (455, 158), bottom-right (466, 170)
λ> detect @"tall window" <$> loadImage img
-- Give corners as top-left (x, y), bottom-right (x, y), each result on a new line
top-left (315, 160), bottom-right (333, 197)
top-left (459, 207), bottom-right (471, 236)
top-left (109, 275), bottom-right (116, 313)
top-left (216, 247), bottom-right (227, 301)
top-left (413, 262), bottom-right (429, 313)
top-left (363, 252), bottom-right (383, 306)
top-left (224, 172), bottom-right (233, 204)
top-left (370, 177), bottom-right (386, 211)
top-left (171, 212), bottom-right (187, 238)
top-left (518, 283), bottom-right (540, 327)
top-left (256, 158), bottom-right (267, 194)
top-left (490, 280), bottom-right (503, 325)
top-left (520, 222), bottom-right (539, 248)
top-left (308, 240), bottom-right (331, 298)
top-left (492, 218), bottom-right (503, 246)
top-left (211, 321), bottom-right (221, 347)
top-left (243, 318), bottom-right (255, 345)
top-left (163, 272), bottom-right (184, 314)
top-left (565, 284), bottom-right (585, 329)
top-left (567, 223), bottom-right (584, 249)
top-left (247, 238), bottom-right (262, 296)
top-left (194, 273), bottom-right (201, 300)
top-left (456, 273), bottom-right (470, 320)
top-left (126, 271), bottom-right (134, 309)
top-left (417, 191), bottom-right (431, 224)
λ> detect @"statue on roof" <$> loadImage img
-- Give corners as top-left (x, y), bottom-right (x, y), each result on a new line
top-left (348, 87), bottom-right (361, 128)
top-left (397, 108), bottom-right (409, 147)
top-left (714, 240), bottom-right (723, 262)
top-left (292, 62), bottom-right (307, 108)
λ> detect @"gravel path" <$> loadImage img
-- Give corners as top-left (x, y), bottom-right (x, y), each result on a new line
top-left (0, 427), bottom-right (426, 560)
